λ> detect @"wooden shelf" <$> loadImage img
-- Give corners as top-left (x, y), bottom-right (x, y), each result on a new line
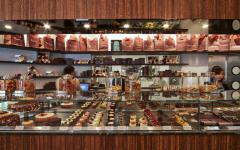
top-left (0, 61), bottom-right (188, 66)
top-left (1, 44), bottom-right (238, 55)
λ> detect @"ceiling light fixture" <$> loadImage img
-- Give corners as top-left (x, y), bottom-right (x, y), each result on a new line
top-left (163, 23), bottom-right (170, 29)
top-left (83, 23), bottom-right (91, 29)
top-left (4, 24), bottom-right (12, 30)
top-left (43, 23), bottom-right (51, 29)
top-left (202, 24), bottom-right (209, 29)
top-left (123, 23), bottom-right (130, 29)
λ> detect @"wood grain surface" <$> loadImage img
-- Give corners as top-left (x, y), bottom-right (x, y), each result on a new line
top-left (0, 0), bottom-right (239, 19)
top-left (0, 134), bottom-right (240, 150)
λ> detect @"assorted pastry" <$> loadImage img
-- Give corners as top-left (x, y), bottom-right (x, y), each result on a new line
top-left (75, 111), bottom-right (90, 126)
top-left (62, 109), bottom-right (83, 126)
top-left (106, 110), bottom-right (115, 126)
top-left (88, 111), bottom-right (104, 126)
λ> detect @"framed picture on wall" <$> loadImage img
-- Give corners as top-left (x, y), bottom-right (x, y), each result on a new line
top-left (111, 40), bottom-right (122, 51)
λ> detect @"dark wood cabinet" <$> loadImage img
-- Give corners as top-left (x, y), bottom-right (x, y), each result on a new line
top-left (0, 134), bottom-right (240, 150)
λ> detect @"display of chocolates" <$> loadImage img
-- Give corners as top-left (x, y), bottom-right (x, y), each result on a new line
top-left (8, 101), bottom-right (39, 112)
top-left (0, 111), bottom-right (20, 126)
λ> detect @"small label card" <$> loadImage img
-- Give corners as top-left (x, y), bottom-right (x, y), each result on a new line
top-left (162, 126), bottom-right (172, 130)
top-left (118, 126), bottom-right (127, 130)
top-left (73, 127), bottom-right (82, 131)
top-left (15, 126), bottom-right (24, 130)
top-left (105, 126), bottom-right (115, 130)
top-left (204, 126), bottom-right (220, 131)
top-left (183, 126), bottom-right (192, 131)
top-left (59, 126), bottom-right (69, 131)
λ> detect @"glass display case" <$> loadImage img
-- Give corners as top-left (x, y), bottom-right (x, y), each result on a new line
top-left (0, 19), bottom-right (239, 134)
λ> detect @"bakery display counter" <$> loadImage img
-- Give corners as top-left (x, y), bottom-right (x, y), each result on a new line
top-left (0, 90), bottom-right (239, 134)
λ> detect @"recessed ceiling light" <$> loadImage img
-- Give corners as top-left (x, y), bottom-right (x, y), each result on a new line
top-left (163, 23), bottom-right (170, 29)
top-left (202, 24), bottom-right (209, 29)
top-left (123, 23), bottom-right (130, 29)
top-left (43, 23), bottom-right (51, 29)
top-left (4, 24), bottom-right (12, 30)
top-left (83, 23), bottom-right (91, 29)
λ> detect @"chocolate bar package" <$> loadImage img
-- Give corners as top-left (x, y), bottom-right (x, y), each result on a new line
top-left (43, 35), bottom-right (54, 50)
top-left (164, 34), bottom-right (176, 51)
top-left (99, 34), bottom-right (108, 51)
top-left (134, 36), bottom-right (143, 51)
top-left (198, 34), bottom-right (207, 51)
top-left (153, 34), bottom-right (164, 50)
top-left (56, 34), bottom-right (66, 51)
top-left (122, 37), bottom-right (134, 51)
top-left (66, 35), bottom-right (79, 51)
top-left (79, 35), bottom-right (87, 51)
top-left (87, 37), bottom-right (98, 51)
top-left (28, 34), bottom-right (41, 48)
top-left (144, 35), bottom-right (154, 51)
top-left (230, 34), bottom-right (240, 51)
top-left (11, 34), bottom-right (25, 47)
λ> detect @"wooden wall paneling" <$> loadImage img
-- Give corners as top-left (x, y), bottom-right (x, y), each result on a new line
top-left (130, 0), bottom-right (149, 19)
top-left (94, 0), bottom-right (107, 19)
top-left (149, 0), bottom-right (180, 19)
top-left (0, 134), bottom-right (240, 150)
top-left (216, 0), bottom-right (227, 19)
top-left (149, 0), bottom-right (166, 18)
top-left (55, 0), bottom-right (65, 19)
top-left (190, 0), bottom-right (201, 18)
top-left (226, 0), bottom-right (240, 19)
top-left (62, 0), bottom-right (76, 19)
top-left (179, 0), bottom-right (192, 18)
top-left (199, 0), bottom-right (217, 19)
top-left (75, 0), bottom-right (87, 19)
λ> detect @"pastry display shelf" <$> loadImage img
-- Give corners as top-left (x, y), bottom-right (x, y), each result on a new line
top-left (1, 44), bottom-right (239, 56)
top-left (0, 60), bottom-right (188, 66)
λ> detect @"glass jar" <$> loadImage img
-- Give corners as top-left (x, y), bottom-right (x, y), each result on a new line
top-left (57, 75), bottom-right (78, 99)
top-left (125, 73), bottom-right (141, 94)
top-left (4, 75), bottom-right (17, 100)
top-left (199, 72), bottom-right (210, 93)
top-left (199, 72), bottom-right (218, 93)
top-left (181, 72), bottom-right (199, 93)
top-left (23, 78), bottom-right (35, 97)
top-left (106, 72), bottom-right (122, 94)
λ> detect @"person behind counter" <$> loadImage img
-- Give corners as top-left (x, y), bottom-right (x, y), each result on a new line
top-left (56, 65), bottom-right (80, 95)
top-left (211, 66), bottom-right (229, 91)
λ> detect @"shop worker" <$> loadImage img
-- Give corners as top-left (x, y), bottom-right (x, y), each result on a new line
top-left (211, 66), bottom-right (229, 91)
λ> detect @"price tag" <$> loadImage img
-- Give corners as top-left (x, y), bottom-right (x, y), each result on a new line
top-left (139, 126), bottom-right (148, 130)
top-left (59, 126), bottom-right (69, 131)
top-left (105, 126), bottom-right (115, 130)
top-left (73, 127), bottom-right (82, 130)
top-left (118, 126), bottom-right (127, 130)
top-left (162, 126), bottom-right (172, 130)
top-left (204, 126), bottom-right (220, 131)
top-left (183, 126), bottom-right (192, 131)
top-left (226, 126), bottom-right (240, 130)
top-left (128, 127), bottom-right (139, 130)
top-left (15, 126), bottom-right (24, 130)
top-left (33, 126), bottom-right (50, 130)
